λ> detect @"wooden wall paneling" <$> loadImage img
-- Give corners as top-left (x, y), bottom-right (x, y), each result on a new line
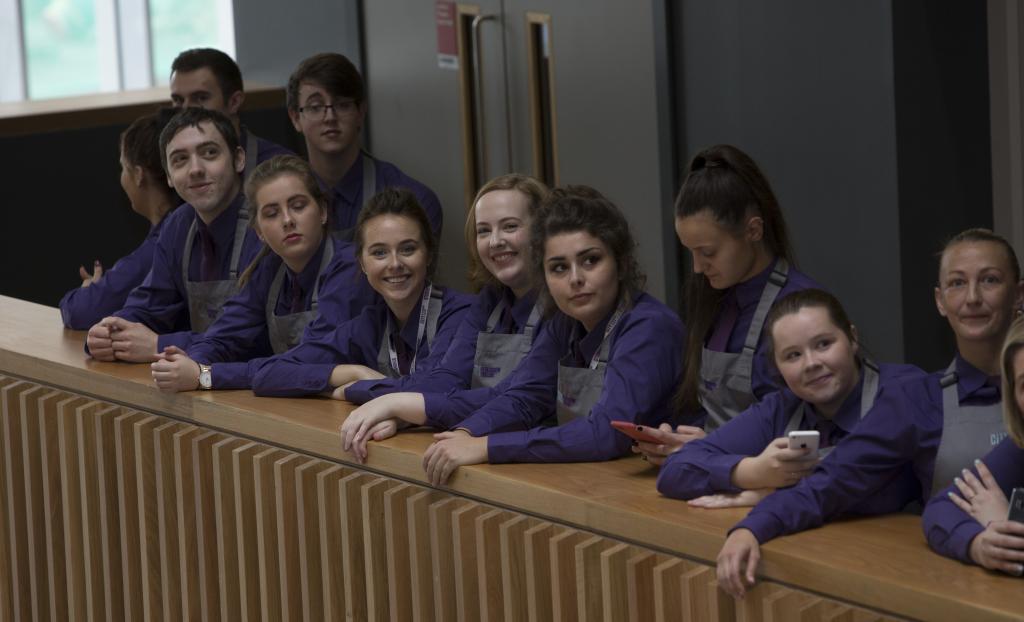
top-left (573, 535), bottom-right (616, 621)
top-left (451, 501), bottom-right (487, 622)
top-left (427, 497), bottom-right (470, 622)
top-left (113, 410), bottom-right (150, 622)
top-left (77, 402), bottom-right (119, 621)
top-left (57, 396), bottom-right (96, 619)
top-left (294, 459), bottom-right (333, 622)
top-left (192, 430), bottom-right (229, 622)
top-left (360, 476), bottom-right (400, 621)
top-left (796, 599), bottom-right (842, 621)
top-left (382, 483), bottom-right (417, 622)
top-left (652, 557), bottom-right (687, 622)
top-left (171, 426), bottom-right (204, 622)
top-left (93, 404), bottom-right (125, 622)
top-left (681, 563), bottom-right (732, 621)
top-left (406, 489), bottom-right (447, 622)
top-left (21, 387), bottom-right (59, 622)
top-left (2, 380), bottom-right (40, 620)
top-left (475, 508), bottom-right (513, 622)
top-left (232, 442), bottom-right (267, 621)
top-left (0, 376), bottom-right (16, 622)
top-left (153, 420), bottom-right (188, 622)
top-left (762, 587), bottom-right (816, 622)
top-left (274, 453), bottom-right (309, 622)
top-left (550, 528), bottom-right (588, 622)
top-left (133, 415), bottom-right (171, 621)
top-left (497, 514), bottom-right (540, 622)
top-left (338, 471), bottom-right (374, 622)
top-left (41, 391), bottom-right (80, 622)
top-left (734, 581), bottom-right (782, 622)
top-left (599, 542), bottom-right (634, 621)
top-left (212, 436), bottom-right (249, 620)
top-left (625, 551), bottom-right (659, 622)
top-left (316, 465), bottom-right (351, 622)
top-left (523, 521), bottom-right (558, 622)
top-left (252, 447), bottom-right (289, 622)
top-left (706, 567), bottom-right (736, 621)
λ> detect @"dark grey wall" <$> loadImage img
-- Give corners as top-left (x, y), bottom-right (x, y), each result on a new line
top-left (232, 0), bottom-right (361, 89)
top-left (893, 0), bottom-right (993, 370)
top-left (674, 0), bottom-right (991, 370)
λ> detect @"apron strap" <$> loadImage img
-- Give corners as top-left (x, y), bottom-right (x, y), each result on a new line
top-left (182, 218), bottom-right (198, 279)
top-left (362, 151), bottom-right (377, 209)
top-left (741, 258), bottom-right (790, 353)
top-left (265, 262), bottom-right (288, 320)
top-left (228, 201), bottom-right (249, 279)
top-left (484, 298), bottom-right (509, 333)
top-left (424, 286), bottom-right (445, 347)
top-left (590, 301), bottom-right (627, 370)
top-left (243, 129), bottom-right (259, 180)
top-left (309, 237), bottom-right (335, 312)
top-left (859, 358), bottom-right (881, 418)
top-left (522, 303), bottom-right (542, 341)
top-left (783, 402), bottom-right (805, 435)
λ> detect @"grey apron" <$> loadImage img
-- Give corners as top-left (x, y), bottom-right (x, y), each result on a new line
top-left (181, 135), bottom-right (258, 333)
top-left (555, 304), bottom-right (626, 425)
top-left (471, 299), bottom-right (542, 388)
top-left (929, 360), bottom-right (1006, 496)
top-left (264, 239), bottom-right (335, 354)
top-left (332, 152), bottom-right (377, 242)
top-left (375, 283), bottom-right (444, 378)
top-left (783, 359), bottom-right (880, 460)
top-left (699, 259), bottom-right (790, 431)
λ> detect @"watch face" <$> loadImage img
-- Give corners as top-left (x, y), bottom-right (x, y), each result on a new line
top-left (200, 369), bottom-right (212, 389)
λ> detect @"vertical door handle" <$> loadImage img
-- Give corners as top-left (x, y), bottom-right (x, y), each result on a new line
top-left (471, 14), bottom-right (498, 182)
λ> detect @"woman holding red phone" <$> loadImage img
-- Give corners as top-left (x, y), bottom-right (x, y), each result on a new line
top-left (656, 289), bottom-right (924, 507)
top-left (923, 317), bottom-right (1024, 576)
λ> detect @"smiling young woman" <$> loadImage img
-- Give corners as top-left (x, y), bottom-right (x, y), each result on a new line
top-left (249, 187), bottom-right (472, 401)
top-left (655, 289), bottom-right (923, 508)
top-left (148, 155), bottom-right (378, 392)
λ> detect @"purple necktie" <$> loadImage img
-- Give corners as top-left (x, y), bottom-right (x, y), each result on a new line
top-left (199, 229), bottom-right (218, 282)
top-left (817, 419), bottom-right (836, 448)
top-left (394, 336), bottom-right (412, 375)
top-left (707, 295), bottom-right (739, 352)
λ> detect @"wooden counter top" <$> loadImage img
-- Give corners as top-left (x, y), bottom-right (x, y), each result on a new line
top-left (1, 295), bottom-right (1021, 621)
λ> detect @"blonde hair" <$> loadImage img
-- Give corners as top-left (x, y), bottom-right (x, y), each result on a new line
top-left (463, 174), bottom-right (548, 292)
top-left (1001, 316), bottom-right (1024, 447)
top-left (238, 155), bottom-right (330, 287)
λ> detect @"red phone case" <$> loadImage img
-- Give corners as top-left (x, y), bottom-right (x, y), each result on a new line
top-left (610, 420), bottom-right (661, 444)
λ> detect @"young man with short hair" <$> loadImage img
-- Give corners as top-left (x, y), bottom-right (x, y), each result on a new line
top-left (287, 52), bottom-right (443, 238)
top-left (170, 47), bottom-right (292, 177)
top-left (86, 108), bottom-right (262, 362)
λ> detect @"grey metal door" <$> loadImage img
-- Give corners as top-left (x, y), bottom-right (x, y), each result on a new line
top-left (364, 1), bottom-right (676, 300)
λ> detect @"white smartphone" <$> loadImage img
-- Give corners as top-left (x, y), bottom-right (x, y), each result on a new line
top-left (788, 430), bottom-right (820, 454)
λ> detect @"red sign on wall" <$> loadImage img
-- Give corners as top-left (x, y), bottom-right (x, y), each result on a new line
top-left (436, 1), bottom-right (458, 70)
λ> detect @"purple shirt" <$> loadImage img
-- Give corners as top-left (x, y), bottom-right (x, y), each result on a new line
top-left (658, 362), bottom-right (926, 499)
top-left (241, 126), bottom-right (293, 167)
top-left (453, 292), bottom-right (685, 464)
top-left (323, 154), bottom-right (443, 236)
top-left (186, 236), bottom-right (378, 389)
top-left (344, 285), bottom-right (540, 404)
top-left (922, 437), bottom-right (1024, 563)
top-left (701, 260), bottom-right (822, 408)
top-left (60, 214), bottom-right (172, 330)
top-left (250, 286), bottom-right (473, 397)
top-left (111, 193), bottom-right (263, 352)
top-left (733, 356), bottom-right (1001, 544)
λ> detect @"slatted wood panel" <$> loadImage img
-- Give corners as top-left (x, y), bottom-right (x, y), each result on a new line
top-left (0, 378), bottom-right (908, 622)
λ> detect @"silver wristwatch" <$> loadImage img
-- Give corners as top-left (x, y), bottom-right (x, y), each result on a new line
top-left (198, 363), bottom-right (212, 390)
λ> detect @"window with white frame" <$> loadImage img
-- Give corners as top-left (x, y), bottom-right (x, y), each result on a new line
top-left (1, 0), bottom-right (234, 102)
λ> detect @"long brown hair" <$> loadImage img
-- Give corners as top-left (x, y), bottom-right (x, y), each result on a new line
top-left (674, 144), bottom-right (796, 415)
top-left (464, 174), bottom-right (548, 291)
top-left (237, 155), bottom-right (330, 287)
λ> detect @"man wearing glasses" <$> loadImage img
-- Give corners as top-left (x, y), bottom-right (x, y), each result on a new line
top-left (287, 53), bottom-right (443, 239)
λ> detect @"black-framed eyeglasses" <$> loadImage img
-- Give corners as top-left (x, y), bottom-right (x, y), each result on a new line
top-left (298, 99), bottom-right (359, 120)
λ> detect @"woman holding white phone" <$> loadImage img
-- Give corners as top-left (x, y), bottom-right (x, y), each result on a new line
top-left (656, 289), bottom-right (924, 507)
top-left (922, 317), bottom-right (1024, 576)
